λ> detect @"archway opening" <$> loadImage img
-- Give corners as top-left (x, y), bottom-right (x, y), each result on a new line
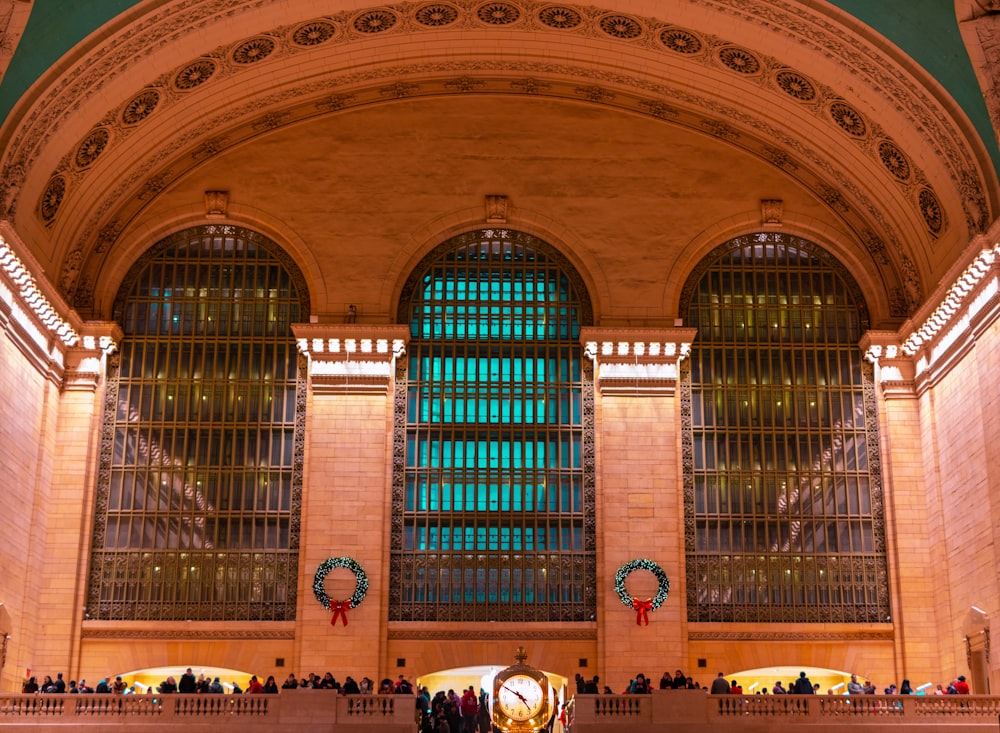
top-left (724, 666), bottom-right (889, 695)
top-left (417, 665), bottom-right (569, 709)
top-left (114, 665), bottom-right (254, 694)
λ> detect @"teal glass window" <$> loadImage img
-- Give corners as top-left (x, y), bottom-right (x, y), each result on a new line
top-left (87, 225), bottom-right (307, 621)
top-left (682, 233), bottom-right (890, 622)
top-left (391, 229), bottom-right (595, 622)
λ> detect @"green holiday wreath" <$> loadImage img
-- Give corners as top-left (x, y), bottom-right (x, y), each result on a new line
top-left (313, 556), bottom-right (369, 610)
top-left (615, 558), bottom-right (670, 610)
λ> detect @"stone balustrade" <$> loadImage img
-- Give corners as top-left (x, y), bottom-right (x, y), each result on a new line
top-left (3, 690), bottom-right (1000, 732)
top-left (571, 691), bottom-right (1000, 732)
top-left (0, 691), bottom-right (418, 732)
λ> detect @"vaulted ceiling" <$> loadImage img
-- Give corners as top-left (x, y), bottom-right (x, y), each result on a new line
top-left (0, 0), bottom-right (998, 327)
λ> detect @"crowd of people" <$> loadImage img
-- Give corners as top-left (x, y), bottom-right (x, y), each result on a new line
top-left (21, 672), bottom-right (128, 695)
top-left (600, 669), bottom-right (976, 697)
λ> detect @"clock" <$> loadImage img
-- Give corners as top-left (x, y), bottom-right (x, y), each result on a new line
top-left (496, 674), bottom-right (545, 722)
top-left (492, 647), bottom-right (550, 732)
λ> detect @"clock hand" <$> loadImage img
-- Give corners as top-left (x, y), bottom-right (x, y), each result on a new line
top-left (501, 684), bottom-right (528, 704)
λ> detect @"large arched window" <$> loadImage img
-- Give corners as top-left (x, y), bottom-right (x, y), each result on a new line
top-left (87, 225), bottom-right (307, 621)
top-left (681, 233), bottom-right (889, 623)
top-left (391, 229), bottom-right (595, 622)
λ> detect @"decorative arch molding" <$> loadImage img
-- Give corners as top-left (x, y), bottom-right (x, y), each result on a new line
top-left (52, 63), bottom-right (930, 321)
top-left (956, 1), bottom-right (1000, 154)
top-left (0, 0), bottom-right (992, 320)
top-left (79, 206), bottom-right (325, 320)
top-left (110, 223), bottom-right (312, 324)
top-left (666, 212), bottom-right (895, 324)
top-left (385, 202), bottom-right (609, 325)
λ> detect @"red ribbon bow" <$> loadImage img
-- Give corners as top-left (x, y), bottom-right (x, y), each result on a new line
top-left (632, 597), bottom-right (653, 626)
top-left (330, 600), bottom-right (351, 627)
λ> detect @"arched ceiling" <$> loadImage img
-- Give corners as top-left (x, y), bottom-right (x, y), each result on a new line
top-left (0, 0), bottom-right (998, 326)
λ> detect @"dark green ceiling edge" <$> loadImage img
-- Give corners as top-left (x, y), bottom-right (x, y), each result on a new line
top-left (1, 0), bottom-right (998, 175)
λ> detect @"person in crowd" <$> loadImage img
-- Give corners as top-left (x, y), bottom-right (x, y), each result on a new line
top-left (659, 672), bottom-right (672, 690)
top-left (359, 677), bottom-right (373, 694)
top-left (772, 681), bottom-right (786, 694)
top-left (262, 675), bottom-right (279, 694)
top-left (584, 676), bottom-right (599, 694)
top-left (231, 681), bottom-right (243, 694)
top-left (884, 683), bottom-right (897, 695)
top-left (396, 675), bottom-right (414, 694)
top-left (899, 679), bottom-right (913, 695)
top-left (209, 677), bottom-right (224, 693)
top-left (95, 678), bottom-right (111, 693)
top-left (710, 672), bottom-right (730, 695)
top-left (575, 673), bottom-right (586, 694)
top-left (631, 673), bottom-right (651, 694)
top-left (478, 690), bottom-right (491, 733)
top-left (68, 680), bottom-right (79, 694)
top-left (178, 668), bottom-right (196, 694)
top-left (54, 673), bottom-right (66, 693)
top-left (342, 676), bottom-right (361, 695)
top-left (246, 675), bottom-right (263, 694)
top-left (730, 679), bottom-right (743, 695)
top-left (22, 676), bottom-right (38, 693)
top-left (281, 674), bottom-right (298, 690)
top-left (460, 685), bottom-right (479, 732)
top-left (444, 696), bottom-right (461, 733)
top-left (847, 674), bottom-right (864, 695)
top-left (112, 676), bottom-right (127, 694)
top-left (78, 680), bottom-right (93, 693)
top-left (863, 680), bottom-right (876, 695)
top-left (196, 674), bottom-right (211, 694)
top-left (954, 676), bottom-right (970, 694)
top-left (792, 671), bottom-right (814, 694)
top-left (158, 676), bottom-right (178, 693)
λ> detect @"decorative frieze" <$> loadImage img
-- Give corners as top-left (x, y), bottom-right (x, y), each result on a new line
top-left (293, 323), bottom-right (408, 394)
top-left (580, 326), bottom-right (696, 396)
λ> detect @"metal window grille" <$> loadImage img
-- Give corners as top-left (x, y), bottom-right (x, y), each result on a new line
top-left (681, 233), bottom-right (890, 622)
top-left (86, 225), bottom-right (308, 621)
top-left (390, 229), bottom-right (596, 622)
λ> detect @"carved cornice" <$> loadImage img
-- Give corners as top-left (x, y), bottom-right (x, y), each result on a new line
top-left (688, 629), bottom-right (894, 642)
top-left (0, 229), bottom-right (94, 387)
top-left (581, 326), bottom-right (697, 396)
top-left (864, 239), bottom-right (1000, 397)
top-left (292, 323), bottom-right (408, 394)
top-left (387, 627), bottom-right (598, 641)
top-left (82, 627), bottom-right (295, 640)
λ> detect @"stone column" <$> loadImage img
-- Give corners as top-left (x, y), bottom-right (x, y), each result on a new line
top-left (861, 332), bottom-right (945, 681)
top-left (291, 324), bottom-right (408, 682)
top-left (33, 323), bottom-right (121, 678)
top-left (580, 326), bottom-right (696, 692)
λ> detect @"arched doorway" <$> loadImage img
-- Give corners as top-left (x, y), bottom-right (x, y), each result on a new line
top-left (417, 665), bottom-right (569, 711)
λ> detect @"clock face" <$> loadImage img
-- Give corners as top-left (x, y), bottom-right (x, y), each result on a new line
top-left (496, 674), bottom-right (545, 723)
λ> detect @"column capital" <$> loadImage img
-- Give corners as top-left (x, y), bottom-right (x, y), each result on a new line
top-left (580, 326), bottom-right (697, 396)
top-left (63, 321), bottom-right (121, 392)
top-left (292, 323), bottom-right (409, 394)
top-left (860, 331), bottom-right (917, 399)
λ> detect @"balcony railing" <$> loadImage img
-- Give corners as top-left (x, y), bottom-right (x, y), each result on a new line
top-left (3, 690), bottom-right (1000, 732)
top-left (571, 691), bottom-right (1000, 732)
top-left (0, 691), bottom-right (417, 731)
